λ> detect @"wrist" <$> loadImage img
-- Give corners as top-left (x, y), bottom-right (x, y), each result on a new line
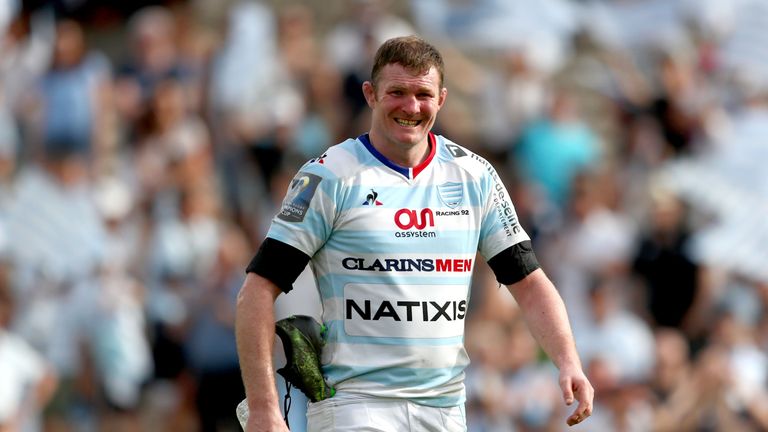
top-left (555, 357), bottom-right (583, 373)
top-left (246, 395), bottom-right (282, 412)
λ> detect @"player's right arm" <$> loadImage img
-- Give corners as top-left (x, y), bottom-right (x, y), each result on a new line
top-left (235, 272), bottom-right (290, 432)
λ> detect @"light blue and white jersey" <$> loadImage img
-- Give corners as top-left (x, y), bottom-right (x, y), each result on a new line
top-left (266, 133), bottom-right (530, 407)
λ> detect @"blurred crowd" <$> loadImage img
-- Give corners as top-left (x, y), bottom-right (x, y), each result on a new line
top-left (0, 0), bottom-right (767, 431)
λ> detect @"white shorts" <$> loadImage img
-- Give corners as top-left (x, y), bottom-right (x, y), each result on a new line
top-left (306, 394), bottom-right (466, 432)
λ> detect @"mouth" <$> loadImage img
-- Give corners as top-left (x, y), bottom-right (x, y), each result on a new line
top-left (395, 118), bottom-right (421, 127)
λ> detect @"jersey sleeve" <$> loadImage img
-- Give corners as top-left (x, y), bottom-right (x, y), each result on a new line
top-left (267, 161), bottom-right (341, 255)
top-left (477, 163), bottom-right (539, 283)
top-left (247, 161), bottom-right (342, 292)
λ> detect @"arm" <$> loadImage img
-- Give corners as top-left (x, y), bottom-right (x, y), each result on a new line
top-left (34, 366), bottom-right (57, 410)
top-left (507, 268), bottom-right (594, 426)
top-left (235, 272), bottom-right (290, 432)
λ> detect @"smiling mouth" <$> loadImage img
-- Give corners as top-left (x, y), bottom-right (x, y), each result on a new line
top-left (395, 118), bottom-right (421, 127)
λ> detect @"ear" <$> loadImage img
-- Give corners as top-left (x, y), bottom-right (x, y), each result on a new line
top-left (437, 87), bottom-right (448, 110)
top-left (362, 81), bottom-right (377, 108)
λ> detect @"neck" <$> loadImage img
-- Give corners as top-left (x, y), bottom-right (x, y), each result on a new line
top-left (368, 132), bottom-right (431, 168)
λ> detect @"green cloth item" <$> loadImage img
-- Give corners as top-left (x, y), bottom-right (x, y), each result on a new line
top-left (275, 315), bottom-right (335, 402)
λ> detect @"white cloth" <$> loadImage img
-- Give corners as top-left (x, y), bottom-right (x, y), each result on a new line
top-left (0, 329), bottom-right (47, 426)
top-left (307, 394), bottom-right (466, 432)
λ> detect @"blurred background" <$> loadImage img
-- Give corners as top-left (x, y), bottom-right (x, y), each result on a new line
top-left (0, 0), bottom-right (767, 431)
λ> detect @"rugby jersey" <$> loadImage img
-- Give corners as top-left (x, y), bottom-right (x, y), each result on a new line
top-left (265, 132), bottom-right (531, 407)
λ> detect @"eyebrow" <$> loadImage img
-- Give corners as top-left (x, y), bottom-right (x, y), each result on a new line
top-left (385, 83), bottom-right (436, 95)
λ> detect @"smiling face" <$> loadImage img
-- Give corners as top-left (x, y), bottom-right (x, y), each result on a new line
top-left (363, 63), bottom-right (447, 166)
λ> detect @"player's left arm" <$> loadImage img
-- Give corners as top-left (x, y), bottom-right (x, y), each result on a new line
top-left (506, 268), bottom-right (594, 427)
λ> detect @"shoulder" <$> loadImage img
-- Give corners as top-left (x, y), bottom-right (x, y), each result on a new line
top-left (434, 135), bottom-right (499, 181)
top-left (293, 137), bottom-right (376, 181)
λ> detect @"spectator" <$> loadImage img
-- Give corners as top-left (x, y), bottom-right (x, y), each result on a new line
top-left (32, 18), bottom-right (112, 163)
top-left (0, 3), bottom-right (55, 125)
top-left (206, 1), bottom-right (303, 235)
top-left (541, 170), bottom-right (636, 332)
top-left (0, 272), bottom-right (58, 432)
top-left (576, 276), bottom-right (656, 386)
top-left (511, 88), bottom-right (602, 210)
top-left (479, 47), bottom-right (552, 159)
top-left (653, 344), bottom-right (763, 431)
top-left (114, 6), bottom-right (196, 131)
top-left (132, 75), bottom-right (212, 213)
top-left (88, 176), bottom-right (151, 431)
top-left (185, 225), bottom-right (249, 432)
top-left (144, 180), bottom-right (223, 431)
top-left (4, 143), bottom-right (104, 430)
top-left (650, 328), bottom-right (692, 403)
top-left (632, 187), bottom-right (703, 333)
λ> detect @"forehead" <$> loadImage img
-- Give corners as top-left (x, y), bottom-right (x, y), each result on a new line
top-left (376, 63), bottom-right (441, 90)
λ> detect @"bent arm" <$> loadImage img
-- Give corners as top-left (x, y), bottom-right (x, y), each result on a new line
top-left (235, 272), bottom-right (289, 431)
top-left (507, 268), bottom-right (593, 426)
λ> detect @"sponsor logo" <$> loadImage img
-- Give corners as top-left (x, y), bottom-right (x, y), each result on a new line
top-left (363, 189), bottom-right (383, 206)
top-left (342, 257), bottom-right (473, 272)
top-left (346, 299), bottom-right (467, 322)
top-left (493, 182), bottom-right (521, 236)
top-left (437, 182), bottom-right (463, 208)
top-left (343, 283), bottom-right (469, 338)
top-left (445, 143), bottom-right (467, 158)
top-left (391, 207), bottom-right (467, 238)
top-left (278, 172), bottom-right (322, 222)
top-left (394, 231), bottom-right (436, 238)
top-left (471, 153), bottom-right (522, 236)
top-left (394, 208), bottom-right (434, 230)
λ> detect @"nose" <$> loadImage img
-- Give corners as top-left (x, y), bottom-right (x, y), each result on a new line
top-left (401, 95), bottom-right (419, 116)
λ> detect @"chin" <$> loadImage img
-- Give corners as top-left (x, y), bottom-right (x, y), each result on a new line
top-left (395, 131), bottom-right (426, 146)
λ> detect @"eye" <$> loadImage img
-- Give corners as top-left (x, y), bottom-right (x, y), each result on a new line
top-left (390, 90), bottom-right (404, 96)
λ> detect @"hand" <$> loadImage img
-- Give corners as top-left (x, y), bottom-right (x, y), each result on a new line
top-left (560, 367), bottom-right (594, 427)
top-left (244, 408), bottom-right (290, 432)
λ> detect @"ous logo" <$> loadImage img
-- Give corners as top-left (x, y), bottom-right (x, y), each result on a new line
top-left (394, 208), bottom-right (434, 230)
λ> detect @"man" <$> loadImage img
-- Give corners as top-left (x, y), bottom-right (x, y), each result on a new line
top-left (236, 35), bottom-right (593, 431)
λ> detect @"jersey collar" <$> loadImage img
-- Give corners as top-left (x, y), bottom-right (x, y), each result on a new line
top-left (358, 133), bottom-right (436, 180)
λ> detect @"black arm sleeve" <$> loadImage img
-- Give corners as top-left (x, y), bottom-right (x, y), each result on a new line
top-left (245, 238), bottom-right (311, 293)
top-left (486, 240), bottom-right (541, 285)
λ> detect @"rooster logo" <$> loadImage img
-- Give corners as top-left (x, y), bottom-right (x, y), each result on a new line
top-left (310, 152), bottom-right (328, 164)
top-left (363, 189), bottom-right (383, 206)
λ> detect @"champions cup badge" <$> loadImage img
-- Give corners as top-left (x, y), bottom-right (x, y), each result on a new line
top-left (287, 176), bottom-right (311, 200)
top-left (279, 172), bottom-right (322, 222)
top-left (437, 182), bottom-right (463, 209)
